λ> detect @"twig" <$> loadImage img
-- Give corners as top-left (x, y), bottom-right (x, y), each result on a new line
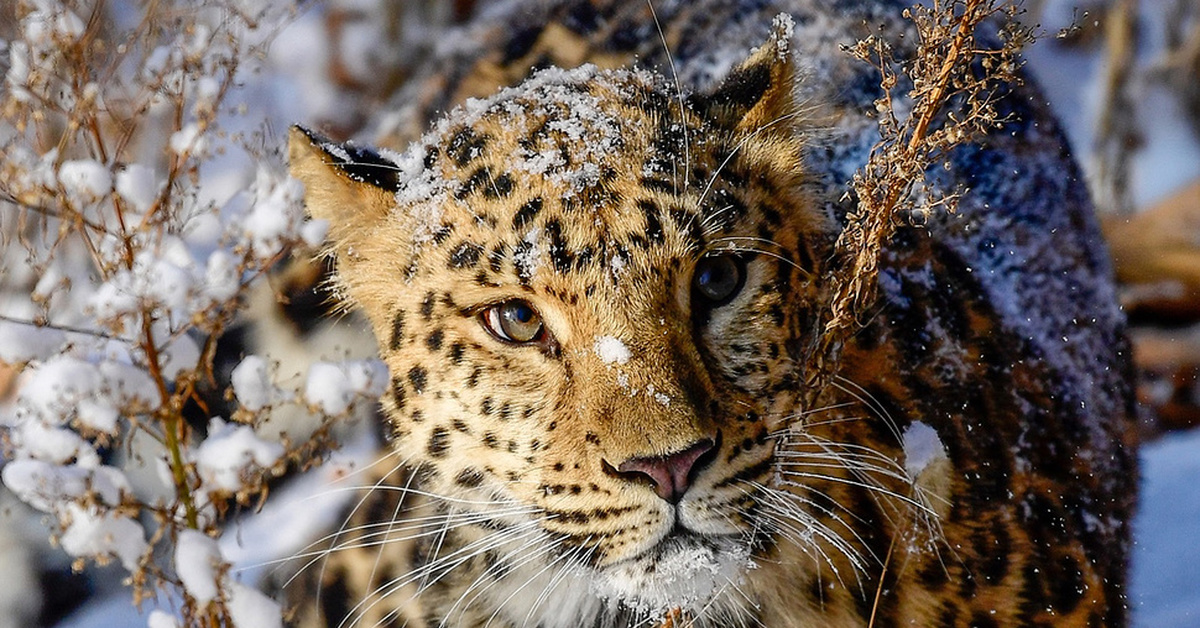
top-left (806, 0), bottom-right (1031, 400)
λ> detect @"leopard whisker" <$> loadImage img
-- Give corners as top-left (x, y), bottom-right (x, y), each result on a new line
top-left (695, 110), bottom-right (806, 211)
top-left (322, 484), bottom-right (539, 507)
top-left (522, 539), bottom-right (598, 626)
top-left (747, 504), bottom-right (859, 591)
top-left (701, 243), bottom-right (812, 276)
top-left (782, 452), bottom-right (908, 481)
top-left (743, 482), bottom-right (867, 586)
top-left (439, 529), bottom-right (565, 627)
top-left (831, 376), bottom-right (904, 444)
top-left (758, 481), bottom-right (876, 568)
top-left (304, 455), bottom-right (415, 606)
top-left (698, 203), bottom-right (736, 231)
top-left (710, 576), bottom-right (767, 628)
top-left (344, 521), bottom-right (547, 628)
top-left (775, 473), bottom-right (928, 515)
top-left (768, 401), bottom-right (860, 429)
top-left (416, 523), bottom-right (549, 595)
top-left (481, 534), bottom-right (592, 628)
top-left (280, 506), bottom-right (541, 593)
top-left (645, 0), bottom-right (690, 197)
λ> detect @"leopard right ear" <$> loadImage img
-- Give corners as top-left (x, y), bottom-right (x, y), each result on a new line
top-left (690, 15), bottom-right (797, 138)
top-left (287, 125), bottom-right (397, 243)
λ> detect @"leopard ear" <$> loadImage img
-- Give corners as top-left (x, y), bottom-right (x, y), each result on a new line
top-left (692, 15), bottom-right (797, 136)
top-left (287, 125), bottom-right (397, 241)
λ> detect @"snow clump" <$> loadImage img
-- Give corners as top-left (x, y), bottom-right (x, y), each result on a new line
top-left (115, 164), bottom-right (160, 213)
top-left (239, 166), bottom-right (308, 260)
top-left (59, 503), bottom-right (147, 571)
top-left (303, 359), bottom-right (389, 416)
top-left (594, 336), bottom-right (631, 365)
top-left (226, 580), bottom-right (283, 628)
top-left (194, 418), bottom-right (285, 494)
top-left (175, 529), bottom-right (222, 605)
top-left (230, 355), bottom-right (280, 411)
top-left (902, 421), bottom-right (947, 478)
top-left (58, 159), bottom-right (112, 204)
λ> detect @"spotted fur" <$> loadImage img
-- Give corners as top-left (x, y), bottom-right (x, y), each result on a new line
top-left (279, 1), bottom-right (1136, 627)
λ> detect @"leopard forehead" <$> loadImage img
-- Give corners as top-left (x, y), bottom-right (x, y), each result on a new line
top-left (375, 65), bottom-right (706, 274)
top-left (335, 63), bottom-right (821, 308)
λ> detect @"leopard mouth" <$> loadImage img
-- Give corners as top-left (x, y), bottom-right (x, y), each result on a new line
top-left (592, 529), bottom-right (752, 614)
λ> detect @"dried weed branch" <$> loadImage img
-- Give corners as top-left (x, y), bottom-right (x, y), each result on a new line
top-left (1092, 0), bottom-right (1139, 215)
top-left (805, 0), bottom-right (1033, 398)
top-left (0, 2), bottom-right (387, 626)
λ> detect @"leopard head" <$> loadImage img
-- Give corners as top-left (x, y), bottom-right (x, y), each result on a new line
top-left (287, 24), bottom-right (877, 621)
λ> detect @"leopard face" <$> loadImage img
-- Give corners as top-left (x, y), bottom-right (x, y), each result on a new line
top-left (290, 30), bottom-right (857, 620)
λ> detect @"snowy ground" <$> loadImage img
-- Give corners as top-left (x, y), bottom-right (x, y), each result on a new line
top-left (1131, 428), bottom-right (1200, 626)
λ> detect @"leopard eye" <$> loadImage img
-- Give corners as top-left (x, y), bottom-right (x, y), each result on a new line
top-left (693, 255), bottom-right (745, 306)
top-left (482, 300), bottom-right (544, 344)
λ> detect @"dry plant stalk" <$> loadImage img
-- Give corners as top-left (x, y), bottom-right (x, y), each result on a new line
top-left (0, 2), bottom-right (386, 626)
top-left (807, 0), bottom-right (1032, 397)
top-left (1159, 0), bottom-right (1200, 139)
top-left (1092, 0), bottom-right (1138, 215)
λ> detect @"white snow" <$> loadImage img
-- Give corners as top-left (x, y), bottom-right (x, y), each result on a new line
top-left (5, 2), bottom-right (1199, 628)
top-left (21, 3), bottom-right (85, 44)
top-left (593, 336), bottom-right (631, 365)
top-left (145, 610), bottom-right (179, 628)
top-left (175, 529), bottom-right (221, 605)
top-left (225, 581), bottom-right (282, 628)
top-left (156, 334), bottom-right (200, 382)
top-left (168, 123), bottom-right (207, 157)
top-left (7, 423), bottom-right (99, 468)
top-left (17, 356), bottom-right (102, 425)
top-left (592, 538), bottom-right (750, 617)
top-left (239, 168), bottom-right (307, 260)
top-left (1131, 428), bottom-right (1200, 626)
top-left (58, 160), bottom-right (111, 203)
top-left (901, 421), bottom-right (946, 478)
top-left (0, 320), bottom-right (66, 363)
top-left (303, 359), bottom-right (388, 416)
top-left (115, 164), bottom-right (159, 214)
top-left (194, 419), bottom-right (284, 493)
top-left (299, 218), bottom-right (329, 248)
top-left (2, 461), bottom-right (129, 513)
top-left (513, 227), bottom-right (546, 280)
top-left (73, 400), bottom-right (120, 436)
top-left (230, 355), bottom-right (276, 411)
top-left (768, 13), bottom-right (794, 60)
top-left (58, 504), bottom-right (147, 572)
top-left (98, 360), bottom-right (161, 413)
top-left (203, 249), bottom-right (242, 302)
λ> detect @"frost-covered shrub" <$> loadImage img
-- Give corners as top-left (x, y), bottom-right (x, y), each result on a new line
top-left (0, 1), bottom-right (388, 625)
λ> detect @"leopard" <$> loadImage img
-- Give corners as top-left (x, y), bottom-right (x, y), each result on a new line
top-left (277, 1), bottom-right (1138, 626)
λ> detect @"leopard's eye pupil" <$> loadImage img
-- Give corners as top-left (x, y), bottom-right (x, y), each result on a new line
top-left (693, 255), bottom-right (745, 305)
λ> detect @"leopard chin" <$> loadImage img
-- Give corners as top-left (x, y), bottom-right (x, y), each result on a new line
top-left (592, 532), bottom-right (753, 617)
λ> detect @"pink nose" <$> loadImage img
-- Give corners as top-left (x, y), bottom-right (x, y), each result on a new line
top-left (613, 439), bottom-right (715, 504)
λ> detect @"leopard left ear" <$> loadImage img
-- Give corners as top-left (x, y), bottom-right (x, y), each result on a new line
top-left (691, 15), bottom-right (797, 137)
top-left (288, 125), bottom-right (398, 239)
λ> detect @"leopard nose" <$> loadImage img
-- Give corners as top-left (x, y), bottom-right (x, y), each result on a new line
top-left (612, 438), bottom-right (716, 504)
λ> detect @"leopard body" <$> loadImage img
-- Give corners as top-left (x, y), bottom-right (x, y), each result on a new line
top-left (279, 1), bottom-right (1137, 626)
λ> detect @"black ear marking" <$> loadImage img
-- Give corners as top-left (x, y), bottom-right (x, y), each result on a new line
top-left (687, 15), bottom-right (796, 134)
top-left (691, 62), bottom-right (772, 125)
top-left (293, 125), bottom-right (402, 192)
